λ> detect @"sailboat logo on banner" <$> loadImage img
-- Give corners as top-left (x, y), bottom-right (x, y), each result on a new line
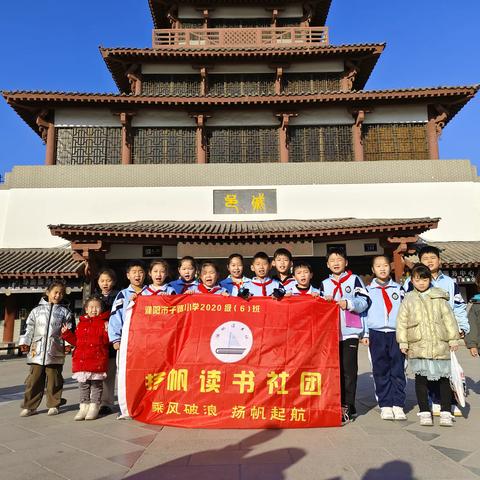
top-left (210, 321), bottom-right (253, 363)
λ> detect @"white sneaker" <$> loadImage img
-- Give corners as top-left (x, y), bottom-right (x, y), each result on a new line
top-left (74, 403), bottom-right (90, 421)
top-left (85, 403), bottom-right (100, 421)
top-left (439, 411), bottom-right (453, 427)
top-left (380, 407), bottom-right (394, 420)
top-left (20, 408), bottom-right (36, 417)
top-left (418, 411), bottom-right (433, 426)
top-left (431, 403), bottom-right (441, 416)
top-left (47, 407), bottom-right (59, 416)
top-left (392, 406), bottom-right (407, 421)
top-left (452, 405), bottom-right (462, 417)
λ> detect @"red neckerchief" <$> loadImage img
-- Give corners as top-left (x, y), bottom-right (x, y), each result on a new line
top-left (281, 277), bottom-right (295, 287)
top-left (181, 281), bottom-right (195, 294)
top-left (331, 271), bottom-right (353, 299)
top-left (251, 278), bottom-right (273, 296)
top-left (198, 283), bottom-right (221, 294)
top-left (231, 277), bottom-right (244, 289)
top-left (146, 286), bottom-right (166, 295)
top-left (375, 281), bottom-right (393, 316)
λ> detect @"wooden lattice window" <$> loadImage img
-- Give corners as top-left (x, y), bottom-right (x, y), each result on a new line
top-left (208, 74), bottom-right (275, 96)
top-left (208, 127), bottom-right (279, 163)
top-left (362, 123), bottom-right (429, 161)
top-left (132, 128), bottom-right (196, 164)
top-left (289, 125), bottom-right (353, 162)
top-left (142, 74), bottom-right (200, 96)
top-left (283, 73), bottom-right (342, 94)
top-left (56, 127), bottom-right (122, 165)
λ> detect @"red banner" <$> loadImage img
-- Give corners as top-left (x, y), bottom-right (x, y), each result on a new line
top-left (118, 295), bottom-right (341, 428)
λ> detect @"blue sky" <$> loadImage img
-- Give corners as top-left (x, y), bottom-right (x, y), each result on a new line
top-left (0, 0), bottom-right (479, 177)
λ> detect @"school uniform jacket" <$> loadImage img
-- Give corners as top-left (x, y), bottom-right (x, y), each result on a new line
top-left (242, 277), bottom-right (282, 297)
top-left (320, 271), bottom-right (370, 340)
top-left (108, 285), bottom-right (140, 344)
top-left (363, 279), bottom-right (404, 335)
top-left (168, 278), bottom-right (199, 294)
top-left (403, 271), bottom-right (469, 333)
top-left (289, 284), bottom-right (320, 296)
top-left (273, 275), bottom-right (296, 293)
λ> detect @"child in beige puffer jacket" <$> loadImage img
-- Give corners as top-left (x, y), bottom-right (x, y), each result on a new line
top-left (397, 264), bottom-right (459, 427)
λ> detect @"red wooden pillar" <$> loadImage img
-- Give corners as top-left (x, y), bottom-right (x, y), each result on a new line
top-left (193, 114), bottom-right (207, 163)
top-left (427, 107), bottom-right (447, 160)
top-left (351, 110), bottom-right (365, 162)
top-left (275, 67), bottom-right (283, 95)
top-left (119, 113), bottom-right (134, 165)
top-left (2, 295), bottom-right (17, 343)
top-left (36, 114), bottom-right (56, 165)
top-left (277, 113), bottom-right (296, 163)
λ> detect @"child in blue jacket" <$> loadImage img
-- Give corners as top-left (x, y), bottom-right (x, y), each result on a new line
top-left (364, 255), bottom-right (406, 421)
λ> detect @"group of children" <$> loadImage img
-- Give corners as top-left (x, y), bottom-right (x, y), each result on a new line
top-left (18, 246), bottom-right (478, 427)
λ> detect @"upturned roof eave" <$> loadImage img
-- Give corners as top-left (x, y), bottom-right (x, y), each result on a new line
top-left (3, 85), bottom-right (478, 138)
top-left (99, 43), bottom-right (386, 93)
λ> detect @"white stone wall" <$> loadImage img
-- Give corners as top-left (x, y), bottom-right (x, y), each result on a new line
top-left (1, 181), bottom-right (479, 248)
top-left (53, 106), bottom-right (428, 129)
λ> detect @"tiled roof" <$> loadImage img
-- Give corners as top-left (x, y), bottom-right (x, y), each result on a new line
top-left (0, 248), bottom-right (84, 279)
top-left (3, 86), bottom-right (478, 137)
top-left (49, 218), bottom-right (439, 242)
top-left (427, 241), bottom-right (480, 268)
top-left (100, 43), bottom-right (385, 93)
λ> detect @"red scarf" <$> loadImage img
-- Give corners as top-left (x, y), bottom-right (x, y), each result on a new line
top-left (146, 286), bottom-right (166, 295)
top-left (251, 278), bottom-right (273, 296)
top-left (198, 283), bottom-right (221, 294)
top-left (282, 277), bottom-right (295, 287)
top-left (379, 285), bottom-right (393, 316)
top-left (181, 281), bottom-right (195, 294)
top-left (331, 271), bottom-right (352, 299)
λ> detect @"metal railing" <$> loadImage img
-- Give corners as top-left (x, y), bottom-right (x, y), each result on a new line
top-left (152, 26), bottom-right (329, 49)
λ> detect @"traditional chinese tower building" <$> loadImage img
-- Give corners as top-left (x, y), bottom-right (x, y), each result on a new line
top-left (1, 1), bottom-right (479, 345)
top-left (4, 1), bottom-right (477, 165)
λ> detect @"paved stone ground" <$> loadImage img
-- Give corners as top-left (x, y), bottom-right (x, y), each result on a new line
top-left (0, 347), bottom-right (479, 480)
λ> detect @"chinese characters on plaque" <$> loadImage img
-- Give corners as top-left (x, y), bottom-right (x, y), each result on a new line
top-left (213, 189), bottom-right (277, 215)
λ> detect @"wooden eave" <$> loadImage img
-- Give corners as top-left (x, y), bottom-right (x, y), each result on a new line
top-left (100, 43), bottom-right (385, 93)
top-left (3, 86), bottom-right (478, 138)
top-left (149, 0), bottom-right (332, 28)
top-left (49, 218), bottom-right (439, 244)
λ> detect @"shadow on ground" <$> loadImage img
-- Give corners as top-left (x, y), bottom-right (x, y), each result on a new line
top-left (121, 429), bottom-right (305, 480)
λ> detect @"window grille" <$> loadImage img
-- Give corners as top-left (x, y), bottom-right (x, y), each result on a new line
top-left (362, 123), bottom-right (429, 161)
top-left (208, 74), bottom-right (275, 96)
top-left (289, 125), bottom-right (353, 162)
top-left (56, 127), bottom-right (122, 165)
top-left (132, 128), bottom-right (196, 164)
top-left (283, 73), bottom-right (341, 94)
top-left (208, 127), bottom-right (279, 163)
top-left (142, 74), bottom-right (201, 96)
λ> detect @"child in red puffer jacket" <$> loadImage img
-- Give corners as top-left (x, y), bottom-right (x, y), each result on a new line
top-left (61, 296), bottom-right (110, 421)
